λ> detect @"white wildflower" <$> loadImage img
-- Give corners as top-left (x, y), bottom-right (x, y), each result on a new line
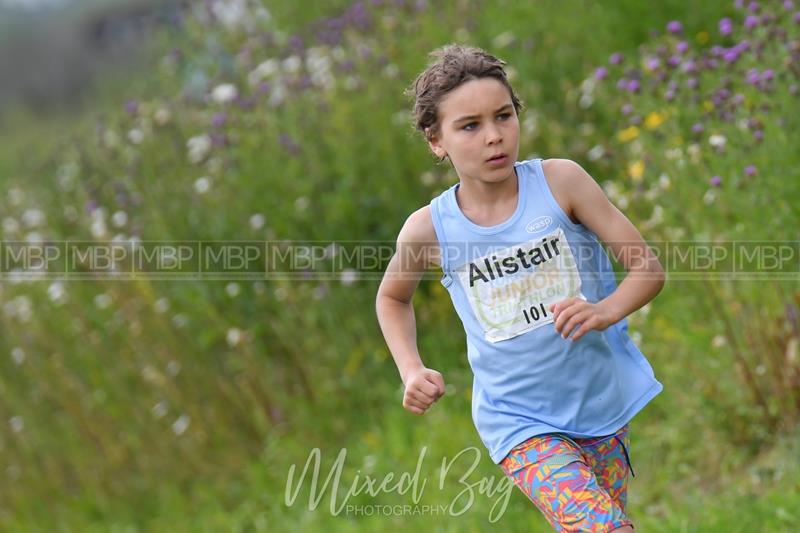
top-left (194, 176), bottom-right (212, 194)
top-left (225, 282), bottom-right (240, 297)
top-left (112, 210), bottom-right (128, 227)
top-left (294, 196), bottom-right (309, 211)
top-left (282, 55), bottom-right (302, 74)
top-left (128, 128), bottom-right (144, 145)
top-left (154, 298), bottom-right (169, 314)
top-left (47, 282), bottom-right (67, 304)
top-left (94, 293), bottom-right (112, 309)
top-left (708, 134), bottom-right (726, 149)
top-left (248, 58), bottom-right (280, 86)
top-left (187, 134), bottom-right (212, 164)
top-left (340, 268), bottom-right (358, 285)
top-left (11, 347), bottom-right (25, 365)
top-left (9, 416), bottom-right (23, 433)
top-left (152, 402), bottom-right (168, 418)
top-left (3, 217), bottom-right (19, 234)
top-left (249, 213), bottom-right (265, 230)
top-left (226, 327), bottom-right (243, 347)
top-left (154, 108), bottom-right (171, 125)
top-left (212, 83), bottom-right (238, 104)
top-left (171, 414), bottom-right (190, 436)
top-left (21, 208), bottom-right (45, 228)
top-left (587, 144), bottom-right (605, 161)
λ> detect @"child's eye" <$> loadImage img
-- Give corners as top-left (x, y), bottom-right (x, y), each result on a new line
top-left (498, 113), bottom-right (512, 120)
top-left (462, 122), bottom-right (478, 131)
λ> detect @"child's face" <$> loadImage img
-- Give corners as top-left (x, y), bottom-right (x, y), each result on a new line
top-left (427, 77), bottom-right (520, 184)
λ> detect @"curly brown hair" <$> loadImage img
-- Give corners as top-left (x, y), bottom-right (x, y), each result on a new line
top-left (405, 44), bottom-right (524, 156)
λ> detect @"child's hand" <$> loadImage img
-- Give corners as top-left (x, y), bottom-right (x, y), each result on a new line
top-left (549, 298), bottom-right (618, 342)
top-left (402, 367), bottom-right (446, 415)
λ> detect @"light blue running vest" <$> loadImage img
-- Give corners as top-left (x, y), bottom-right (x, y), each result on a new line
top-left (429, 158), bottom-right (663, 464)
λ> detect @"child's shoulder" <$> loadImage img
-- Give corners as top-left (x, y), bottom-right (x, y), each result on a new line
top-left (396, 205), bottom-right (440, 269)
top-left (398, 205), bottom-right (437, 243)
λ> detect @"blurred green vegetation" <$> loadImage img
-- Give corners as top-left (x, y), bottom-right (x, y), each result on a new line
top-left (0, 0), bottom-right (798, 531)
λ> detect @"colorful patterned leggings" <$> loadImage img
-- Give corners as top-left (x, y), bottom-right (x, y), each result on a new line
top-left (499, 423), bottom-right (635, 532)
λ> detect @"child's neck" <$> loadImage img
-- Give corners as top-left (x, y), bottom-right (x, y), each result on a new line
top-left (455, 168), bottom-right (519, 224)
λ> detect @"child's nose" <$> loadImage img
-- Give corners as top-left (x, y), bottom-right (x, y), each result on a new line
top-left (485, 124), bottom-right (502, 143)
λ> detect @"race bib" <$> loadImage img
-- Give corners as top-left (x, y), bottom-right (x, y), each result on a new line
top-left (454, 227), bottom-right (585, 343)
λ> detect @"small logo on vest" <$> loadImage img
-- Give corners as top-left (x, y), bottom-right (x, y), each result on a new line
top-left (525, 216), bottom-right (552, 234)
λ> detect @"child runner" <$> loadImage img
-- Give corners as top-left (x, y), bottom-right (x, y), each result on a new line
top-left (375, 44), bottom-right (665, 532)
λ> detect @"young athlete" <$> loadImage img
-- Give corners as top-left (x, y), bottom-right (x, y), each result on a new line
top-left (375, 44), bottom-right (665, 531)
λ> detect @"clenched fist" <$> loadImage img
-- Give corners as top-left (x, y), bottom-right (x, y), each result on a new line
top-left (402, 367), bottom-right (445, 415)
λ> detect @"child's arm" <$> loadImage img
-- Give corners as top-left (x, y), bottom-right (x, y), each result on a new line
top-left (375, 206), bottom-right (446, 415)
top-left (543, 159), bottom-right (666, 342)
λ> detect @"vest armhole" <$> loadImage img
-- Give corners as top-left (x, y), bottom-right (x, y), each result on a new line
top-left (429, 196), bottom-right (453, 288)
top-left (532, 158), bottom-right (587, 233)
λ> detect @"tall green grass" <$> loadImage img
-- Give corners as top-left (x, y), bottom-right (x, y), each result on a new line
top-left (0, 0), bottom-right (798, 530)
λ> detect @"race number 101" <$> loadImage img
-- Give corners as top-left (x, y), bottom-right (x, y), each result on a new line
top-left (522, 302), bottom-right (549, 324)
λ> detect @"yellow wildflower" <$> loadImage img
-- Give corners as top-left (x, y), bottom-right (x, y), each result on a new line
top-left (628, 160), bottom-right (645, 182)
top-left (617, 126), bottom-right (640, 143)
top-left (644, 110), bottom-right (667, 129)
top-left (703, 100), bottom-right (714, 112)
top-left (671, 135), bottom-right (684, 146)
top-left (696, 31), bottom-right (709, 44)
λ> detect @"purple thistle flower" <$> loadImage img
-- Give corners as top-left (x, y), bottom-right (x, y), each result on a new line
top-left (621, 103), bottom-right (633, 114)
top-left (626, 79), bottom-right (641, 93)
top-left (687, 77), bottom-right (699, 90)
top-left (609, 52), bottom-right (624, 65)
top-left (682, 60), bottom-right (699, 74)
top-left (744, 15), bottom-right (760, 29)
top-left (735, 0), bottom-right (744, 7)
top-left (210, 132), bottom-right (228, 148)
top-left (744, 165), bottom-right (757, 176)
top-left (288, 34), bottom-right (304, 53)
top-left (710, 175), bottom-right (722, 186)
top-left (753, 129), bottom-right (764, 141)
top-left (667, 20), bottom-right (683, 34)
top-left (785, 0), bottom-right (795, 10)
top-left (665, 89), bottom-right (676, 101)
top-left (794, 12), bottom-right (800, 23)
top-left (257, 81), bottom-right (271, 94)
top-left (677, 41), bottom-right (689, 54)
top-left (711, 45), bottom-right (724, 57)
top-left (617, 78), bottom-right (628, 90)
top-left (790, 84), bottom-right (799, 95)
top-left (746, 68), bottom-right (761, 84)
top-left (279, 133), bottom-right (301, 156)
top-left (761, 69), bottom-right (774, 81)
top-left (125, 100), bottom-right (139, 116)
top-left (211, 112), bottom-right (227, 128)
top-left (719, 17), bottom-right (733, 35)
top-left (748, 1), bottom-right (760, 12)
top-left (692, 122), bottom-right (705, 134)
top-left (705, 58), bottom-right (719, 69)
top-left (594, 66), bottom-right (609, 80)
top-left (646, 57), bottom-right (661, 70)
top-left (723, 49), bottom-right (740, 63)
top-left (668, 55), bottom-right (682, 67)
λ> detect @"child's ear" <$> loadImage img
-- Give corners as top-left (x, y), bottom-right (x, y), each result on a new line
top-left (425, 128), bottom-right (446, 159)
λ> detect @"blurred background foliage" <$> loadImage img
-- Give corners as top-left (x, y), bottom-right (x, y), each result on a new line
top-left (0, 0), bottom-right (798, 530)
